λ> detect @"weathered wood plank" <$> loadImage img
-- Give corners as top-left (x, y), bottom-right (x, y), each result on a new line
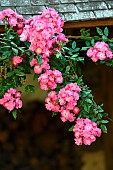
top-left (64, 18), bottom-right (113, 28)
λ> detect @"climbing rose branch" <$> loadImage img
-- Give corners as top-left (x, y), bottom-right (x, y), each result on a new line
top-left (0, 8), bottom-right (111, 146)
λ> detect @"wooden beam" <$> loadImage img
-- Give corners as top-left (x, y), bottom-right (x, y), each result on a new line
top-left (0, 25), bottom-right (17, 33)
top-left (64, 18), bottom-right (113, 28)
top-left (0, 26), bottom-right (5, 33)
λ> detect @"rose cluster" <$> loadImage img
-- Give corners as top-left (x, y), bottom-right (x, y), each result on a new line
top-left (73, 118), bottom-right (102, 146)
top-left (38, 70), bottom-right (63, 90)
top-left (0, 8), bottom-right (25, 28)
top-left (87, 41), bottom-right (113, 62)
top-left (30, 57), bottom-right (50, 74)
top-left (20, 8), bottom-right (68, 55)
top-left (45, 83), bottom-right (81, 122)
top-left (0, 88), bottom-right (22, 111)
top-left (45, 91), bottom-right (60, 112)
top-left (22, 8), bottom-right (68, 90)
top-left (19, 8), bottom-right (68, 78)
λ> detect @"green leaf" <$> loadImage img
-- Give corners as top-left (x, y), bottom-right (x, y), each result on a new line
top-left (84, 104), bottom-right (90, 112)
top-left (68, 50), bottom-right (73, 55)
top-left (16, 65), bottom-right (24, 71)
top-left (24, 41), bottom-right (30, 48)
top-left (12, 109), bottom-right (17, 120)
top-left (71, 54), bottom-right (79, 58)
top-left (56, 53), bottom-right (61, 58)
top-left (52, 112), bottom-right (58, 117)
top-left (109, 39), bottom-right (113, 43)
top-left (1, 46), bottom-right (10, 51)
top-left (68, 125), bottom-right (74, 131)
top-left (4, 25), bottom-right (9, 32)
top-left (80, 28), bottom-right (90, 36)
top-left (109, 43), bottom-right (113, 49)
top-left (98, 113), bottom-right (103, 119)
top-left (7, 32), bottom-right (15, 39)
top-left (66, 66), bottom-right (70, 72)
top-left (100, 124), bottom-right (107, 133)
top-left (25, 85), bottom-right (35, 93)
top-left (72, 41), bottom-right (76, 49)
top-left (104, 27), bottom-right (109, 37)
top-left (102, 35), bottom-right (107, 41)
top-left (73, 48), bottom-right (80, 52)
top-left (10, 41), bottom-right (18, 47)
top-left (36, 55), bottom-right (42, 65)
top-left (29, 55), bottom-right (34, 62)
top-left (81, 47), bottom-right (90, 51)
top-left (15, 71), bottom-right (25, 76)
top-left (77, 76), bottom-right (83, 85)
top-left (2, 51), bottom-right (11, 60)
top-left (96, 27), bottom-right (103, 36)
top-left (2, 53), bottom-right (8, 60)
top-left (12, 47), bottom-right (18, 55)
top-left (86, 98), bottom-right (92, 104)
top-left (33, 74), bottom-right (39, 80)
top-left (103, 113), bottom-right (108, 117)
top-left (85, 41), bottom-right (90, 46)
top-left (108, 117), bottom-right (113, 122)
top-left (101, 120), bottom-right (109, 124)
top-left (91, 118), bottom-right (97, 122)
top-left (29, 85), bottom-right (35, 93)
top-left (18, 47), bottom-right (25, 53)
top-left (7, 71), bottom-right (14, 77)
top-left (76, 57), bottom-right (84, 63)
top-left (26, 51), bottom-right (31, 56)
top-left (97, 105), bottom-right (104, 113)
top-left (91, 39), bottom-right (95, 46)
top-left (63, 47), bottom-right (70, 51)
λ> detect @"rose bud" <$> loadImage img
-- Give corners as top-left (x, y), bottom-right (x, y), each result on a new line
top-left (17, 29), bottom-right (23, 35)
top-left (17, 23), bottom-right (24, 29)
top-left (73, 107), bottom-right (80, 114)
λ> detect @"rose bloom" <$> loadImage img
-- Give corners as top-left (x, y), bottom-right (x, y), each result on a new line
top-left (20, 32), bottom-right (28, 41)
top-left (34, 64), bottom-right (42, 74)
top-left (12, 56), bottom-right (23, 66)
top-left (8, 17), bottom-right (17, 27)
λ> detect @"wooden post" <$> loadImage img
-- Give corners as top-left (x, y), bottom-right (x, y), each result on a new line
top-left (102, 67), bottom-right (113, 170)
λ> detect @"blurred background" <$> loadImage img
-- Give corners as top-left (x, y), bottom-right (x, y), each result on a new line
top-left (0, 58), bottom-right (112, 170)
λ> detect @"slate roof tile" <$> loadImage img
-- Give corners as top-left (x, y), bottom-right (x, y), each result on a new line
top-left (76, 2), bottom-right (108, 11)
top-left (31, 0), bottom-right (46, 5)
top-left (23, 14), bottom-right (33, 19)
top-left (1, 0), bottom-right (31, 6)
top-left (0, 6), bottom-right (15, 11)
top-left (105, 1), bottom-right (113, 9)
top-left (64, 11), bottom-right (95, 21)
top-left (16, 6), bottom-right (46, 15)
top-left (94, 9), bottom-right (113, 19)
top-left (45, 0), bottom-right (60, 5)
top-left (15, 0), bottom-right (31, 6)
top-left (1, 0), bottom-right (113, 22)
top-left (60, 0), bottom-right (76, 3)
top-left (48, 4), bottom-right (78, 13)
top-left (1, 0), bottom-right (16, 6)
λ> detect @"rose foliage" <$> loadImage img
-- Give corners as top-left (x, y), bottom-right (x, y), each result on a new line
top-left (0, 8), bottom-right (112, 146)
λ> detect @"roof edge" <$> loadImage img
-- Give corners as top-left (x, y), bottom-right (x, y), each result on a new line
top-left (64, 17), bottom-right (113, 28)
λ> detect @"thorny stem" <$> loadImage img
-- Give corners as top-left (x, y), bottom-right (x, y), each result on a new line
top-left (66, 35), bottom-right (113, 40)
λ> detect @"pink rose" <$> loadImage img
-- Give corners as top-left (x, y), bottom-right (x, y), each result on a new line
top-left (12, 56), bottom-right (23, 66)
